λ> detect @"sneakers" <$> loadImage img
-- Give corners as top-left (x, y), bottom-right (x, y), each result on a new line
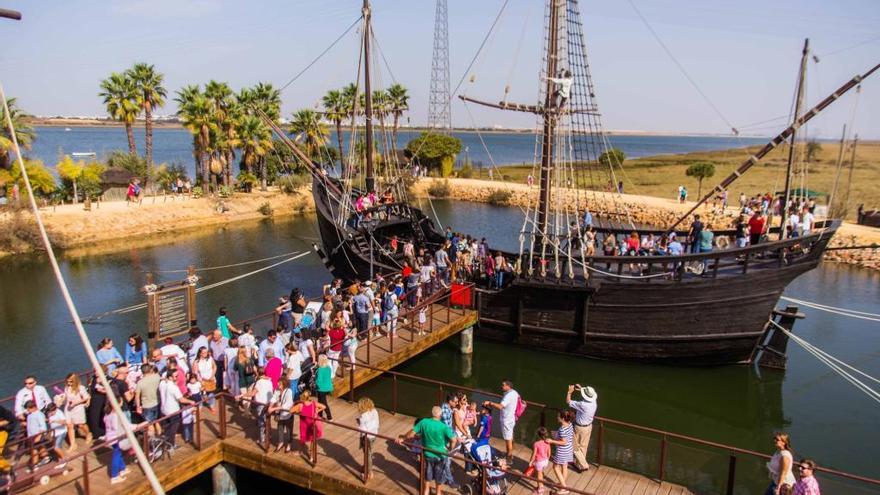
top-left (110, 476), bottom-right (127, 484)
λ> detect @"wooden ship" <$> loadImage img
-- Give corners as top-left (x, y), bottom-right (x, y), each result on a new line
top-left (265, 0), bottom-right (878, 366)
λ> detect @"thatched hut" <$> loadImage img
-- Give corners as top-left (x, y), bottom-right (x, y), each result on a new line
top-left (100, 167), bottom-right (136, 201)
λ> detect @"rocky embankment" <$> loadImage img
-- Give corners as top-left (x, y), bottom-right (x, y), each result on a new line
top-left (412, 178), bottom-right (880, 271)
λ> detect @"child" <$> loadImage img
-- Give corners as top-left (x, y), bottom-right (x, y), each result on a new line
top-left (464, 400), bottom-right (478, 437)
top-left (25, 401), bottom-right (49, 469)
top-left (181, 404), bottom-right (195, 444)
top-left (417, 306), bottom-right (427, 336)
top-left (46, 403), bottom-right (68, 458)
top-left (475, 404), bottom-right (492, 441)
top-left (186, 373), bottom-right (203, 403)
top-left (525, 427), bottom-right (551, 494)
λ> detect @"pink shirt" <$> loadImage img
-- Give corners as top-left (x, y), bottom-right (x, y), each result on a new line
top-left (533, 440), bottom-right (550, 462)
top-left (265, 357), bottom-right (283, 390)
top-left (792, 476), bottom-right (821, 495)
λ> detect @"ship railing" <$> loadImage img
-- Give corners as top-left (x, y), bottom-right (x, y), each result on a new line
top-left (347, 201), bottom-right (418, 227)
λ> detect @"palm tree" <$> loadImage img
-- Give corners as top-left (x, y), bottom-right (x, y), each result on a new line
top-left (204, 80), bottom-right (236, 187)
top-left (98, 73), bottom-right (139, 155)
top-left (322, 89), bottom-right (347, 173)
top-left (372, 89), bottom-right (391, 157)
top-left (0, 97), bottom-right (35, 170)
top-left (235, 114), bottom-right (272, 188)
top-left (288, 109), bottom-right (329, 161)
top-left (386, 83), bottom-right (409, 151)
top-left (175, 85), bottom-right (216, 190)
top-left (250, 82), bottom-right (281, 121)
top-left (237, 82), bottom-right (281, 189)
top-left (127, 63), bottom-right (167, 174)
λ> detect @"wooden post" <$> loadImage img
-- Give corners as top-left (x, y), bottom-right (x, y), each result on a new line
top-left (390, 325), bottom-right (394, 353)
top-left (263, 411), bottom-right (271, 453)
top-left (310, 421), bottom-right (318, 466)
top-left (596, 420), bottom-right (604, 465)
top-left (418, 451), bottom-right (426, 495)
top-left (82, 454), bottom-right (90, 495)
top-left (726, 454), bottom-right (737, 495)
top-left (349, 363), bottom-right (356, 402)
top-left (659, 434), bottom-right (668, 480)
top-left (195, 405), bottom-right (202, 450)
top-left (141, 424), bottom-right (150, 457)
top-left (219, 394), bottom-right (227, 439)
top-left (362, 435), bottom-right (372, 483)
top-left (367, 330), bottom-right (372, 365)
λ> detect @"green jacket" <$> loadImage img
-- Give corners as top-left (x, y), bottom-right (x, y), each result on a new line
top-left (315, 365), bottom-right (333, 393)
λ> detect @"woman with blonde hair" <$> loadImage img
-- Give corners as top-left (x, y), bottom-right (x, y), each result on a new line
top-left (356, 397), bottom-right (379, 479)
top-left (315, 354), bottom-right (334, 420)
top-left (292, 389), bottom-right (326, 454)
top-left (63, 373), bottom-right (92, 450)
top-left (766, 432), bottom-right (796, 495)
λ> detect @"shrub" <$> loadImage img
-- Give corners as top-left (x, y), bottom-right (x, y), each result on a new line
top-left (237, 171), bottom-right (258, 192)
top-left (405, 132), bottom-right (462, 178)
top-left (457, 163), bottom-right (474, 179)
top-left (258, 201), bottom-right (274, 217)
top-left (427, 179), bottom-right (451, 198)
top-left (106, 151), bottom-right (147, 179)
top-left (487, 189), bottom-right (512, 205)
top-left (278, 173), bottom-right (310, 194)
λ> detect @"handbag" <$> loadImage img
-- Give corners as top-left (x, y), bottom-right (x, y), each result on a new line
top-left (201, 378), bottom-right (217, 393)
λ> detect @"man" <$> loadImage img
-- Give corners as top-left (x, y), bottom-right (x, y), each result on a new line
top-left (159, 337), bottom-right (187, 365)
top-left (135, 364), bottom-right (162, 433)
top-left (159, 369), bottom-right (194, 446)
top-left (800, 206), bottom-right (815, 236)
top-left (483, 380), bottom-right (520, 462)
top-left (216, 307), bottom-right (239, 339)
top-left (258, 330), bottom-right (284, 368)
top-left (546, 69), bottom-right (573, 109)
top-left (435, 244), bottom-right (450, 286)
top-left (792, 459), bottom-right (821, 495)
top-left (440, 394), bottom-right (458, 429)
top-left (24, 401), bottom-right (49, 469)
top-left (150, 348), bottom-right (167, 374)
top-left (687, 214), bottom-right (703, 254)
top-left (109, 366), bottom-right (135, 421)
top-left (352, 287), bottom-right (372, 336)
top-left (238, 323), bottom-right (257, 355)
top-left (14, 375), bottom-right (51, 420)
top-left (397, 406), bottom-right (458, 495)
top-left (582, 207), bottom-right (593, 232)
top-left (748, 211), bottom-right (766, 246)
top-left (209, 329), bottom-right (229, 391)
top-left (668, 235), bottom-right (684, 256)
top-left (187, 327), bottom-right (209, 366)
top-left (566, 384), bottom-right (598, 472)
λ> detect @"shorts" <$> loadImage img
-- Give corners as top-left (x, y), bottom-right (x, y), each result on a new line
top-left (142, 406), bottom-right (160, 422)
top-left (54, 432), bottom-right (66, 450)
top-left (533, 459), bottom-right (549, 471)
top-left (425, 456), bottom-right (453, 485)
top-left (501, 420), bottom-right (515, 441)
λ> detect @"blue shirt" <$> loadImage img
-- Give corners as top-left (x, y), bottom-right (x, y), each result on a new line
top-left (440, 403), bottom-right (454, 428)
top-left (582, 211), bottom-right (593, 227)
top-left (96, 347), bottom-right (124, 374)
top-left (258, 338), bottom-right (285, 367)
top-left (124, 342), bottom-right (147, 365)
top-left (353, 294), bottom-right (370, 314)
top-left (478, 413), bottom-right (492, 440)
top-left (668, 241), bottom-right (683, 256)
top-left (217, 315), bottom-right (232, 338)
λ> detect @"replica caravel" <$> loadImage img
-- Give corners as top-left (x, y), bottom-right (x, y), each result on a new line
top-left (264, 0), bottom-right (879, 366)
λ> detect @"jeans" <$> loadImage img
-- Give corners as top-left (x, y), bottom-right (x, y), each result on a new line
top-left (110, 443), bottom-right (125, 478)
top-left (355, 312), bottom-right (370, 335)
top-left (289, 378), bottom-right (300, 400)
top-left (254, 404), bottom-right (267, 445)
top-left (164, 415), bottom-right (181, 446)
top-left (277, 417), bottom-right (294, 446)
top-left (494, 271), bottom-right (504, 288)
top-left (182, 423), bottom-right (193, 443)
top-left (142, 406), bottom-right (159, 422)
top-left (317, 391), bottom-right (332, 420)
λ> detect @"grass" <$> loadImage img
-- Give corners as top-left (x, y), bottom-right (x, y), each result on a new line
top-left (490, 140), bottom-right (880, 221)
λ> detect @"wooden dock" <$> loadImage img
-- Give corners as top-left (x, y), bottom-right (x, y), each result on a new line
top-left (22, 396), bottom-right (694, 495)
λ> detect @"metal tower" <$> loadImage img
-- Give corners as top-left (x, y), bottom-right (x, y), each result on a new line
top-left (427, 0), bottom-right (451, 132)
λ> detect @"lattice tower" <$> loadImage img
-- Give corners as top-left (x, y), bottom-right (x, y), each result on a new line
top-left (427, 0), bottom-right (452, 132)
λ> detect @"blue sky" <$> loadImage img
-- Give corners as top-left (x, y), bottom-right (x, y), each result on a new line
top-left (1, 0), bottom-right (878, 138)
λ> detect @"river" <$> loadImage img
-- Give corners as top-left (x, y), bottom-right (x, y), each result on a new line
top-left (0, 200), bottom-right (877, 492)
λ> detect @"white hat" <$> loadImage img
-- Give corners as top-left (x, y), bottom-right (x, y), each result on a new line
top-left (364, 280), bottom-right (373, 287)
top-left (580, 386), bottom-right (597, 402)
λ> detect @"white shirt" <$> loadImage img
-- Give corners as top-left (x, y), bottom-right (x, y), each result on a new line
top-left (272, 388), bottom-right (295, 420)
top-left (286, 351), bottom-right (304, 380)
top-left (358, 409), bottom-right (380, 439)
top-left (252, 378), bottom-right (273, 405)
top-left (159, 379), bottom-right (183, 416)
top-left (26, 411), bottom-right (47, 437)
top-left (800, 212), bottom-right (814, 233)
top-left (14, 385), bottom-right (51, 417)
top-left (238, 333), bottom-right (256, 351)
top-left (500, 389), bottom-right (520, 424)
top-left (188, 335), bottom-right (209, 364)
top-left (298, 339), bottom-right (315, 361)
top-left (567, 399), bottom-right (597, 426)
top-left (160, 343), bottom-right (187, 363)
top-left (49, 410), bottom-right (67, 436)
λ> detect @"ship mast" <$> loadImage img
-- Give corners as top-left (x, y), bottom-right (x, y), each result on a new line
top-left (779, 38), bottom-right (809, 240)
top-left (363, 0), bottom-right (375, 193)
top-left (536, 0), bottom-right (562, 246)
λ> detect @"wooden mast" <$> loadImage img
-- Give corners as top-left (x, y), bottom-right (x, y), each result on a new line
top-left (827, 123), bottom-right (847, 218)
top-left (779, 38), bottom-right (810, 240)
top-left (537, 0), bottom-right (562, 246)
top-left (363, 0), bottom-right (375, 193)
top-left (842, 134), bottom-right (859, 218)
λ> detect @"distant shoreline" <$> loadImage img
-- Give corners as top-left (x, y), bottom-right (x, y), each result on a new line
top-left (27, 118), bottom-right (768, 138)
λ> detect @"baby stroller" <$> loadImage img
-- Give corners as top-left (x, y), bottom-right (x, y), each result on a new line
top-left (462, 439), bottom-right (509, 495)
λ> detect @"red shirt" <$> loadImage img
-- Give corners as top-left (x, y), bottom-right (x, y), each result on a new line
top-left (402, 266), bottom-right (413, 278)
top-left (748, 216), bottom-right (765, 235)
top-left (329, 327), bottom-right (346, 352)
top-left (626, 237), bottom-right (640, 252)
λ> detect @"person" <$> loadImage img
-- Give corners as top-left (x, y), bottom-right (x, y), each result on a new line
top-left (159, 369), bottom-right (194, 447)
top-left (550, 410), bottom-right (575, 494)
top-left (126, 178), bottom-right (140, 204)
top-left (397, 406), bottom-right (458, 495)
top-left (187, 327), bottom-right (209, 365)
top-left (292, 390), bottom-right (325, 454)
top-left (263, 348), bottom-right (283, 391)
top-left (193, 347), bottom-right (217, 412)
top-left (688, 215), bottom-right (703, 254)
top-left (749, 211), bottom-right (766, 246)
top-left (679, 186), bottom-right (688, 204)
top-left (566, 384), bottom-right (597, 472)
top-left (216, 307), bottom-right (239, 339)
top-left (436, 245), bottom-right (451, 286)
top-left (699, 224), bottom-right (715, 253)
top-left (15, 375), bottom-right (52, 420)
top-left (527, 174), bottom-right (534, 188)
top-left (315, 354), bottom-right (334, 420)
top-left (546, 69), bottom-right (573, 109)
top-left (85, 372), bottom-right (108, 438)
top-left (800, 207), bottom-right (815, 236)
top-left (494, 252), bottom-right (506, 289)
top-left (224, 338), bottom-right (240, 396)
top-left (327, 314), bottom-right (346, 376)
top-left (243, 368), bottom-right (273, 447)
top-left (525, 427), bottom-right (552, 494)
top-left (453, 394), bottom-right (471, 440)
top-left (284, 342), bottom-right (304, 400)
top-left (134, 364), bottom-right (161, 434)
top-left (734, 214), bottom-right (748, 248)
top-left (258, 330), bottom-right (284, 367)
top-left (96, 338), bottom-right (124, 375)
top-left (124, 334), bottom-right (147, 367)
top-left (45, 402), bottom-right (67, 460)
top-left (25, 400), bottom-right (49, 469)
top-left (352, 287), bottom-right (372, 337)
top-left (483, 379), bottom-right (520, 462)
top-left (765, 432), bottom-right (796, 495)
top-left (792, 459), bottom-right (821, 495)
top-left (787, 208), bottom-right (801, 238)
top-left (234, 347), bottom-right (258, 393)
top-left (63, 373), bottom-right (92, 450)
top-left (268, 376), bottom-right (295, 453)
top-left (475, 403), bottom-right (492, 441)
top-left (209, 329), bottom-right (228, 391)
top-left (357, 397), bottom-right (380, 479)
top-left (238, 323), bottom-right (257, 353)
top-left (0, 404), bottom-right (16, 474)
top-left (440, 393), bottom-right (458, 429)
top-left (289, 288), bottom-right (307, 328)
top-left (381, 287), bottom-right (399, 337)
top-left (102, 404), bottom-right (130, 484)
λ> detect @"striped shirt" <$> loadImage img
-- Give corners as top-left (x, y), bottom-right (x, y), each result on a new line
top-left (552, 424), bottom-right (574, 464)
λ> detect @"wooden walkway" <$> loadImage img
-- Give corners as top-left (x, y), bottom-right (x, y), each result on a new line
top-left (22, 397), bottom-right (694, 495)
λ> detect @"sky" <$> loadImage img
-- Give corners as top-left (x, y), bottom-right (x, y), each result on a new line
top-left (0, 0), bottom-right (878, 138)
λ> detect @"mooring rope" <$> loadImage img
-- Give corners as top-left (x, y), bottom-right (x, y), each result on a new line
top-left (768, 319), bottom-right (880, 404)
top-left (780, 296), bottom-right (880, 323)
top-left (150, 250), bottom-right (303, 273)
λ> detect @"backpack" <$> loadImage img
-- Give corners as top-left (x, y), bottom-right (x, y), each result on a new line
top-left (383, 292), bottom-right (396, 311)
top-left (514, 395), bottom-right (527, 420)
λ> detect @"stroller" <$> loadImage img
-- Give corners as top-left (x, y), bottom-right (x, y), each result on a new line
top-left (461, 439), bottom-right (509, 495)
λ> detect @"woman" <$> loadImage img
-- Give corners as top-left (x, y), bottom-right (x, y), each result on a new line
top-left (550, 410), bottom-right (575, 494)
top-left (356, 397), bottom-right (379, 479)
top-left (284, 342), bottom-right (304, 400)
top-left (96, 338), bottom-right (124, 374)
top-left (234, 347), bottom-right (257, 392)
top-left (583, 226), bottom-right (596, 257)
top-left (766, 433), bottom-right (796, 495)
top-left (124, 334), bottom-right (147, 367)
top-left (85, 367), bottom-right (108, 438)
top-left (289, 288), bottom-right (307, 328)
top-left (268, 376), bottom-right (295, 453)
top-left (699, 224), bottom-right (715, 253)
top-left (452, 393), bottom-right (471, 440)
top-left (327, 313), bottom-right (347, 377)
top-left (292, 389), bottom-right (326, 454)
top-left (63, 373), bottom-right (92, 450)
top-left (640, 233), bottom-right (656, 256)
top-left (193, 347), bottom-right (217, 412)
top-left (344, 321), bottom-right (359, 374)
top-left (314, 354), bottom-right (334, 420)
top-left (102, 403), bottom-right (130, 484)
top-left (602, 235), bottom-right (617, 269)
top-left (166, 357), bottom-right (188, 395)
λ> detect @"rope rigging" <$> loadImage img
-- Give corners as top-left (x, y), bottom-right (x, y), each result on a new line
top-left (279, 16), bottom-right (363, 92)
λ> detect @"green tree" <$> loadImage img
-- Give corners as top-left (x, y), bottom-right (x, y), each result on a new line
top-left (204, 80), bottom-right (237, 187)
top-left (237, 82), bottom-right (281, 189)
top-left (127, 63), bottom-right (167, 173)
top-left (106, 150), bottom-right (148, 178)
top-left (57, 156), bottom-right (105, 202)
top-left (806, 141), bottom-right (822, 162)
top-left (598, 148), bottom-right (626, 168)
top-left (0, 159), bottom-right (56, 198)
top-left (0, 97), bottom-right (35, 170)
top-left (685, 161), bottom-right (716, 198)
top-left (289, 109), bottom-right (329, 160)
top-left (405, 132), bottom-right (462, 177)
top-left (98, 72), bottom-right (139, 155)
top-left (322, 89), bottom-right (348, 172)
top-left (235, 114), bottom-right (272, 189)
top-left (386, 83), bottom-right (409, 151)
top-left (175, 86), bottom-right (216, 190)
top-left (56, 155), bottom-right (85, 204)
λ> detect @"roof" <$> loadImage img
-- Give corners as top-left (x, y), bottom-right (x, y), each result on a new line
top-left (101, 167), bottom-right (136, 184)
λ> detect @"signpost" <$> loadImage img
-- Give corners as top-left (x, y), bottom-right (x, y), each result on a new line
top-left (144, 267), bottom-right (199, 350)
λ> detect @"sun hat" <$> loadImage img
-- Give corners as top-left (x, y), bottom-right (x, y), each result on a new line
top-left (580, 386), bottom-right (597, 402)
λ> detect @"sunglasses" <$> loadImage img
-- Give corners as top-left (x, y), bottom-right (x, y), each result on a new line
top-left (24, 381), bottom-right (35, 386)
top-left (799, 466), bottom-right (812, 470)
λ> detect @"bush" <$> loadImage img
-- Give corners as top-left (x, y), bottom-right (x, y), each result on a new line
top-left (457, 162), bottom-right (474, 179)
top-left (192, 186), bottom-right (203, 198)
top-left (405, 132), bottom-right (462, 178)
top-left (258, 201), bottom-right (274, 216)
top-left (487, 189), bottom-right (512, 205)
top-left (427, 179), bottom-right (451, 198)
top-left (106, 151), bottom-right (147, 178)
top-left (278, 173), bottom-right (311, 194)
top-left (237, 171), bottom-right (258, 192)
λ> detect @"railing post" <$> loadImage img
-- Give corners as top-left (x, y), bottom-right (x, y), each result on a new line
top-left (310, 420), bottom-right (318, 466)
top-left (658, 434), bottom-right (668, 481)
top-left (430, 302), bottom-right (434, 332)
top-left (419, 451), bottom-right (426, 495)
top-left (390, 325), bottom-right (394, 353)
top-left (367, 330), bottom-right (372, 365)
top-left (362, 435), bottom-right (372, 484)
top-left (195, 404), bottom-right (202, 450)
top-left (141, 423), bottom-right (150, 456)
top-left (82, 454), bottom-right (90, 495)
top-left (263, 411), bottom-right (271, 453)
top-left (596, 420), bottom-right (604, 465)
top-left (349, 362), bottom-right (356, 403)
top-left (726, 454), bottom-right (737, 495)
top-left (392, 374), bottom-right (398, 414)
top-left (219, 393), bottom-right (227, 439)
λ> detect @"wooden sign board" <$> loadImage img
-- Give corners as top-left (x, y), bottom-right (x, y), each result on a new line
top-left (144, 268), bottom-right (198, 350)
